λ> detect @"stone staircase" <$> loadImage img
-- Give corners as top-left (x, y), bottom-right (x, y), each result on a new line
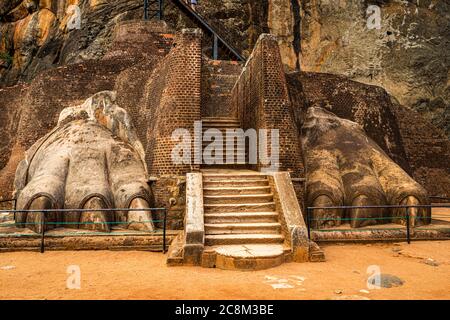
top-left (201, 171), bottom-right (289, 270)
top-left (201, 118), bottom-right (247, 167)
top-left (201, 60), bottom-right (242, 118)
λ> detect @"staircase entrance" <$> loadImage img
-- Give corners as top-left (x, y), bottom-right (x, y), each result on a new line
top-left (201, 170), bottom-right (288, 270)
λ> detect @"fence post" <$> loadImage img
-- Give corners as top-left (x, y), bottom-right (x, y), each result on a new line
top-left (406, 207), bottom-right (410, 244)
top-left (144, 0), bottom-right (149, 20)
top-left (213, 34), bottom-right (219, 60)
top-left (13, 199), bottom-right (17, 221)
top-left (40, 212), bottom-right (45, 253)
top-left (306, 208), bottom-right (311, 240)
top-left (158, 0), bottom-right (164, 20)
top-left (163, 208), bottom-right (167, 253)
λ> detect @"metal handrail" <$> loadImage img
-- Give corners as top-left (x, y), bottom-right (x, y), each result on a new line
top-left (171, 0), bottom-right (245, 61)
top-left (142, 0), bottom-right (246, 61)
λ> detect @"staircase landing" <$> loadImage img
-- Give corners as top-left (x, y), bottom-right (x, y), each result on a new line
top-left (202, 244), bottom-right (287, 271)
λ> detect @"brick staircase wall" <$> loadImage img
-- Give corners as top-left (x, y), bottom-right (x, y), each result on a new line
top-left (201, 59), bottom-right (242, 118)
top-left (144, 28), bottom-right (203, 176)
top-left (230, 34), bottom-right (304, 177)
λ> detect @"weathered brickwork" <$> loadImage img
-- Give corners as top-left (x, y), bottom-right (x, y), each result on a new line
top-left (230, 34), bottom-right (304, 177)
top-left (201, 59), bottom-right (242, 118)
top-left (0, 21), bottom-right (176, 203)
top-left (392, 103), bottom-right (450, 198)
top-left (287, 71), bottom-right (450, 198)
top-left (144, 29), bottom-right (203, 176)
top-left (289, 71), bottom-right (411, 172)
top-left (150, 176), bottom-right (186, 230)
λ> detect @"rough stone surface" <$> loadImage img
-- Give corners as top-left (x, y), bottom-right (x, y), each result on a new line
top-left (368, 274), bottom-right (405, 288)
top-left (269, 172), bottom-right (309, 262)
top-left (287, 71), bottom-right (450, 199)
top-left (213, 244), bottom-right (286, 271)
top-left (301, 107), bottom-right (430, 228)
top-left (14, 91), bottom-right (154, 233)
top-left (1, 1), bottom-right (448, 137)
top-left (182, 172), bottom-right (204, 264)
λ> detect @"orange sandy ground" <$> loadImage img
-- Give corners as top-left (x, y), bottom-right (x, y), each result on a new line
top-left (0, 241), bottom-right (449, 300)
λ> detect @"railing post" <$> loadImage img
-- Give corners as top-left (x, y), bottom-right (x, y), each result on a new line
top-left (406, 207), bottom-right (410, 244)
top-left (213, 34), bottom-right (219, 60)
top-left (306, 208), bottom-right (311, 240)
top-left (13, 199), bottom-right (17, 221)
top-left (144, 0), bottom-right (149, 20)
top-left (40, 212), bottom-right (45, 253)
top-left (158, 0), bottom-right (164, 20)
top-left (163, 208), bottom-right (167, 253)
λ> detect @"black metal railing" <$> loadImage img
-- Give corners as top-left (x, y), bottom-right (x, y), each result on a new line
top-left (0, 207), bottom-right (169, 253)
top-left (144, 0), bottom-right (165, 20)
top-left (143, 0), bottom-right (245, 61)
top-left (306, 204), bottom-right (450, 244)
top-left (187, 1), bottom-right (246, 61)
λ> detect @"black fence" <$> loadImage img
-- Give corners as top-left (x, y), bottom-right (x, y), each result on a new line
top-left (0, 207), bottom-right (169, 253)
top-left (306, 204), bottom-right (450, 244)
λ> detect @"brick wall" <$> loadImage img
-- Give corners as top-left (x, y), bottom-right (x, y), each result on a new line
top-left (391, 102), bottom-right (450, 198)
top-left (289, 71), bottom-right (450, 198)
top-left (142, 29), bottom-right (203, 176)
top-left (290, 71), bottom-right (411, 172)
top-left (201, 59), bottom-right (242, 118)
top-left (230, 34), bottom-right (304, 177)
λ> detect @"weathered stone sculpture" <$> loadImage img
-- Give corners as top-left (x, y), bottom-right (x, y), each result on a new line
top-left (302, 106), bottom-right (430, 229)
top-left (13, 91), bottom-right (154, 233)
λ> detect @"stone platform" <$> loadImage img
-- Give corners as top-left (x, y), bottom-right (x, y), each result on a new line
top-left (0, 222), bottom-right (179, 252)
top-left (312, 217), bottom-right (450, 243)
top-left (201, 244), bottom-right (290, 271)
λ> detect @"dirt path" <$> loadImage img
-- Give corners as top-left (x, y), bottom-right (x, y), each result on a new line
top-left (1, 241), bottom-right (449, 300)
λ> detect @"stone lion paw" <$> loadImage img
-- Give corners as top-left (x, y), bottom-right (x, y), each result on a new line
top-left (302, 107), bottom-right (430, 229)
top-left (13, 91), bottom-right (155, 233)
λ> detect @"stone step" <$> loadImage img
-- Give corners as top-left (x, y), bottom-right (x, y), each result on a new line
top-left (202, 118), bottom-right (240, 123)
top-left (205, 234), bottom-right (284, 246)
top-left (202, 141), bottom-right (247, 148)
top-left (204, 194), bottom-right (274, 204)
top-left (201, 244), bottom-right (286, 270)
top-left (204, 212), bottom-right (279, 224)
top-left (201, 164), bottom-right (250, 169)
top-left (203, 179), bottom-right (269, 187)
top-left (203, 174), bottom-right (267, 181)
top-left (194, 151), bottom-right (247, 157)
top-left (204, 202), bottom-right (276, 213)
top-left (202, 123), bottom-right (241, 129)
top-left (205, 222), bottom-right (281, 235)
top-left (203, 186), bottom-right (272, 196)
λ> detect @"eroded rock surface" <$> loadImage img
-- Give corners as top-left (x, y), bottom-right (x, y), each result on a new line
top-left (301, 107), bottom-right (430, 228)
top-left (14, 91), bottom-right (154, 233)
top-left (1, 1), bottom-right (448, 137)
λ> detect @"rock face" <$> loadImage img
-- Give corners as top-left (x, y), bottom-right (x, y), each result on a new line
top-left (0, 20), bottom-right (447, 235)
top-left (1, 1), bottom-right (448, 137)
top-left (298, 0), bottom-right (449, 138)
top-left (0, 0), bottom-right (145, 84)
